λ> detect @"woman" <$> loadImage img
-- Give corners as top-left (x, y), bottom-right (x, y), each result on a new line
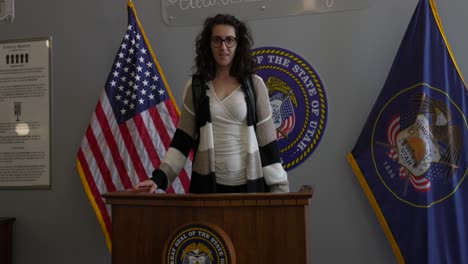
top-left (135, 14), bottom-right (289, 193)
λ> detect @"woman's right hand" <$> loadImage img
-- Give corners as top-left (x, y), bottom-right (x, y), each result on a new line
top-left (134, 179), bottom-right (158, 193)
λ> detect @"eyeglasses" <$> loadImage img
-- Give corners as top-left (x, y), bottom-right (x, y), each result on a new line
top-left (211, 36), bottom-right (237, 48)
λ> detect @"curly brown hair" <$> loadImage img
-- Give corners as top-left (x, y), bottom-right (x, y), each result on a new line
top-left (193, 14), bottom-right (256, 82)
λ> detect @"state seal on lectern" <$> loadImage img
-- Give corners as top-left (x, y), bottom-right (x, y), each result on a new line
top-left (164, 222), bottom-right (235, 264)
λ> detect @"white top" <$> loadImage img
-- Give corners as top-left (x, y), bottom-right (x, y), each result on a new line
top-left (208, 81), bottom-right (248, 186)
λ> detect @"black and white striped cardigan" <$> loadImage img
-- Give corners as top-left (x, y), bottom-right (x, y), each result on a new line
top-left (152, 75), bottom-right (289, 193)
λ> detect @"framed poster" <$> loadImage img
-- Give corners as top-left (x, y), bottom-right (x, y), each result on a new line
top-left (0, 37), bottom-right (52, 189)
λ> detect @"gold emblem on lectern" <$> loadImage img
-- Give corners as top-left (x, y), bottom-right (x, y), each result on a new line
top-left (181, 243), bottom-right (213, 264)
top-left (165, 223), bottom-right (234, 264)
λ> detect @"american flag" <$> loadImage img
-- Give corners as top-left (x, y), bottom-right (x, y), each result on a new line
top-left (76, 1), bottom-right (191, 249)
top-left (276, 99), bottom-right (295, 139)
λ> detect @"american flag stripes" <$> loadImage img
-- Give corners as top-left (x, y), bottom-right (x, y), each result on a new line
top-left (276, 100), bottom-right (295, 139)
top-left (76, 1), bottom-right (191, 249)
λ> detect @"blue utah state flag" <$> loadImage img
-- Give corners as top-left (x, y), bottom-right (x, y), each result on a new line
top-left (348, 0), bottom-right (468, 263)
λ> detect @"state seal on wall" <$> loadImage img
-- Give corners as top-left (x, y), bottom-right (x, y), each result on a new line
top-left (252, 47), bottom-right (328, 171)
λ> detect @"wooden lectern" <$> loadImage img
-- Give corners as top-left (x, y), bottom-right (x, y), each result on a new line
top-left (103, 185), bottom-right (313, 264)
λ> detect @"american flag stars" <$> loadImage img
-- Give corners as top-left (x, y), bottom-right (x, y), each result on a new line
top-left (106, 24), bottom-right (167, 123)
